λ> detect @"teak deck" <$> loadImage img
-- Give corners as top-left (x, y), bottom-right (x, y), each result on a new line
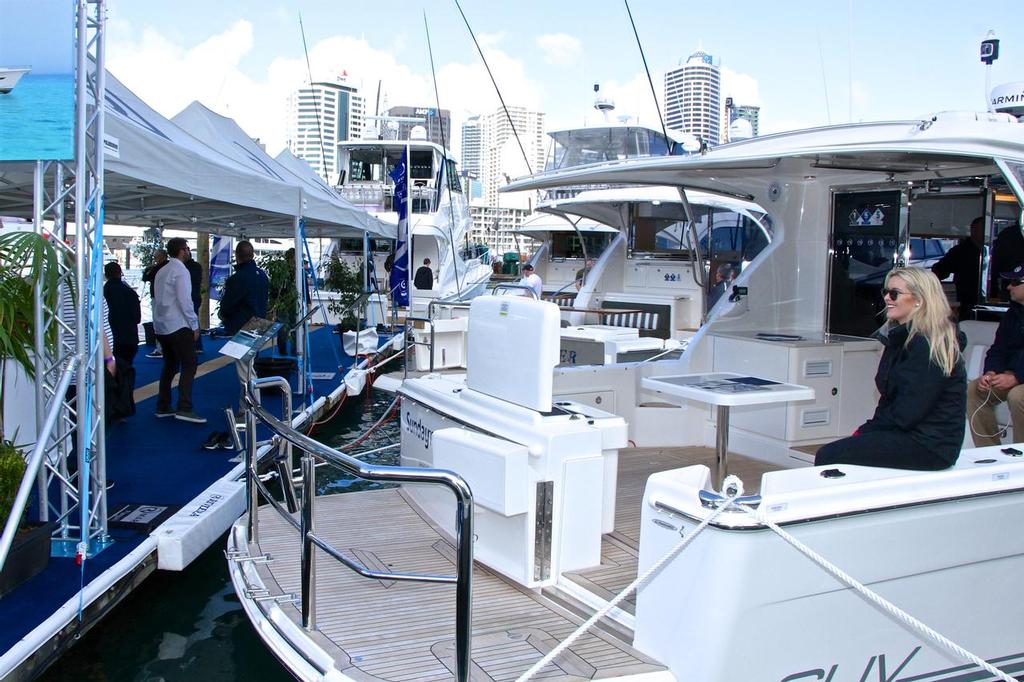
top-left (247, 447), bottom-right (779, 680)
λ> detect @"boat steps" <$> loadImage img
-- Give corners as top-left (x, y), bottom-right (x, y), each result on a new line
top-left (238, 487), bottom-right (668, 681)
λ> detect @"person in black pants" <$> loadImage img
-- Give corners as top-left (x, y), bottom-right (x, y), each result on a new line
top-left (186, 251), bottom-right (203, 352)
top-left (103, 261), bottom-right (141, 367)
top-left (815, 267), bottom-right (966, 470)
top-left (153, 238), bottom-right (205, 424)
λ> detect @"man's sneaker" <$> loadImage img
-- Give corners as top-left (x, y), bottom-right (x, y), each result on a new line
top-left (175, 411), bottom-right (207, 424)
top-left (219, 431), bottom-right (237, 450)
top-left (145, 348), bottom-right (163, 358)
top-left (156, 408), bottom-right (175, 418)
top-left (202, 431), bottom-right (224, 450)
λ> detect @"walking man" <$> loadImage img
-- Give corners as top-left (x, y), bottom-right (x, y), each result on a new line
top-left (153, 237), bottom-right (206, 423)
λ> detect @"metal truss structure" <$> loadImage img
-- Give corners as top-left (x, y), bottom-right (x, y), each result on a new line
top-left (32, 0), bottom-right (110, 560)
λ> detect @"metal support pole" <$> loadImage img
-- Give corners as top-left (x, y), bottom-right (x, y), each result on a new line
top-left (715, 405), bottom-right (730, 486)
top-left (453, 481), bottom-right (474, 682)
top-left (294, 216), bottom-right (306, 401)
top-left (300, 455), bottom-right (317, 631)
top-left (32, 162), bottom-right (48, 521)
top-left (246, 383), bottom-right (259, 545)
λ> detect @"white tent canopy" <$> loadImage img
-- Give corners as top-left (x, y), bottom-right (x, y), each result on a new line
top-left (172, 102), bottom-right (394, 240)
top-left (0, 72), bottom-right (385, 240)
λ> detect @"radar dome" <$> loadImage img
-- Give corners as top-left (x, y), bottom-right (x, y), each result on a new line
top-left (409, 125), bottom-right (428, 141)
top-left (990, 82), bottom-right (1024, 120)
top-left (729, 118), bottom-right (754, 140)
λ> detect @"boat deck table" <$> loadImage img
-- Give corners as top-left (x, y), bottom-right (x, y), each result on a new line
top-left (641, 372), bottom-right (814, 485)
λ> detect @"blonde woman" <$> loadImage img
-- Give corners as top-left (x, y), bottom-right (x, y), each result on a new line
top-left (816, 267), bottom-right (966, 470)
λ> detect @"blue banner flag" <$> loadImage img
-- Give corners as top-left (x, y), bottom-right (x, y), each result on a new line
top-left (209, 235), bottom-right (233, 300)
top-left (389, 150), bottom-right (410, 307)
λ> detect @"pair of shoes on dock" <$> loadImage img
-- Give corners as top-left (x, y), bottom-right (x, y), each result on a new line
top-left (201, 431), bottom-right (235, 451)
top-left (156, 408), bottom-right (207, 424)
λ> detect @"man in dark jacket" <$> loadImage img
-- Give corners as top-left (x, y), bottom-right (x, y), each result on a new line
top-left (219, 240), bottom-right (269, 336)
top-left (185, 251), bottom-right (203, 351)
top-left (103, 261), bottom-right (141, 367)
top-left (967, 263), bottom-right (1024, 446)
top-left (414, 258), bottom-right (433, 290)
top-left (141, 248), bottom-right (169, 358)
top-left (931, 217), bottom-right (982, 321)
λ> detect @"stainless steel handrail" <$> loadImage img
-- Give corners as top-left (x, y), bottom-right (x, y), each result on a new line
top-left (491, 283), bottom-right (539, 299)
top-left (403, 315), bottom-right (435, 377)
top-left (240, 362), bottom-right (474, 681)
top-left (0, 357), bottom-right (78, 571)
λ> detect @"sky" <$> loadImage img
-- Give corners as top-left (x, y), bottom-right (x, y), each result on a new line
top-left (100, 0), bottom-right (1024, 161)
top-left (0, 0), bottom-right (75, 73)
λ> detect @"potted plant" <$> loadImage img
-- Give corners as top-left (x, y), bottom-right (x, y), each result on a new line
top-left (0, 439), bottom-right (56, 597)
top-left (321, 256), bottom-right (364, 332)
top-left (0, 230), bottom-right (61, 595)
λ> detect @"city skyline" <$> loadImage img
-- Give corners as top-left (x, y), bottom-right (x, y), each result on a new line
top-left (105, 1), bottom-right (1023, 165)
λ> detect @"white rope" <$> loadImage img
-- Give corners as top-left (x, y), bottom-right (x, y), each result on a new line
top-left (745, 506), bottom-right (1015, 682)
top-left (513, 477), bottom-right (745, 682)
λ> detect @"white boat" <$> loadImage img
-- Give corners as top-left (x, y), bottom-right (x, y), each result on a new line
top-left (335, 137), bottom-right (493, 313)
top-left (0, 67), bottom-right (30, 94)
top-left (229, 109), bottom-right (1024, 682)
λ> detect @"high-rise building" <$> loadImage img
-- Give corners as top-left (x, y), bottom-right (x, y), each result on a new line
top-left (383, 106), bottom-right (451, 146)
top-left (724, 98), bottom-right (760, 142)
top-left (664, 50), bottom-right (722, 146)
top-left (478, 105), bottom-right (546, 208)
top-left (285, 77), bottom-right (365, 183)
top-left (469, 205), bottom-right (532, 259)
top-left (460, 115), bottom-right (483, 181)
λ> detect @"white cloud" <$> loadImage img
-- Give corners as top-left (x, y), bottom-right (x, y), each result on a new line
top-left (535, 33), bottom-right (582, 67)
top-left (720, 66), bottom-right (761, 108)
top-left (107, 18), bottom-right (546, 160)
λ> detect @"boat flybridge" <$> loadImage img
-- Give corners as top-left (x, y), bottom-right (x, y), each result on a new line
top-left (0, 67), bottom-right (30, 94)
top-left (229, 110), bottom-right (1024, 682)
top-left (335, 138), bottom-right (492, 313)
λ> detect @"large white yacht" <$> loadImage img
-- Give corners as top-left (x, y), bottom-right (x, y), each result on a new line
top-left (230, 109), bottom-right (1024, 682)
top-left (0, 67), bottom-right (30, 94)
top-left (334, 136), bottom-right (492, 311)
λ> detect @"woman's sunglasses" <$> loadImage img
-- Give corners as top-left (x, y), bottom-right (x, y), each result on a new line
top-left (881, 288), bottom-right (905, 301)
top-left (1007, 279), bottom-right (1024, 288)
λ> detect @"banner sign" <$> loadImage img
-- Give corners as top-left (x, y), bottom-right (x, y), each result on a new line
top-left (389, 149), bottom-right (410, 307)
top-left (208, 235), bottom-right (233, 300)
top-left (0, 0), bottom-right (76, 161)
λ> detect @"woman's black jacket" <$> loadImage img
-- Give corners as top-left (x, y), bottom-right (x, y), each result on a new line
top-left (858, 322), bottom-right (967, 466)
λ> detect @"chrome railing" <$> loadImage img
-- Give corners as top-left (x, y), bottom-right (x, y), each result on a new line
top-left (240, 363), bottom-right (474, 681)
top-left (491, 283), bottom-right (539, 299)
top-left (0, 357), bottom-right (78, 571)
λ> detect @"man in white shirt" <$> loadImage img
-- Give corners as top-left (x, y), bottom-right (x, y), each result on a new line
top-left (153, 237), bottom-right (206, 423)
top-left (520, 263), bottom-right (543, 298)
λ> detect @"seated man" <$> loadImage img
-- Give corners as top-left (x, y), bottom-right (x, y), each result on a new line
top-left (967, 264), bottom-right (1024, 445)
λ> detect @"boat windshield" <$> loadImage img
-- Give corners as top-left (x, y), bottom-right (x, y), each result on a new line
top-left (630, 202), bottom-right (772, 263)
top-left (550, 231), bottom-right (615, 259)
top-left (345, 146), bottom-right (435, 185)
top-left (546, 127), bottom-right (671, 171)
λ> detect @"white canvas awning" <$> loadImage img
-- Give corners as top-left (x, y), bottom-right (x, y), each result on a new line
top-left (0, 72), bottom-right (387, 241)
top-left (172, 102), bottom-right (394, 240)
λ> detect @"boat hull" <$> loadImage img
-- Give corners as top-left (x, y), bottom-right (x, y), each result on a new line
top-left (0, 68), bottom-right (30, 94)
top-left (636, 464), bottom-right (1024, 681)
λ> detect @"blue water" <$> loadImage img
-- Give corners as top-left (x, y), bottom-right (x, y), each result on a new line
top-left (0, 73), bottom-right (75, 161)
top-left (38, 389), bottom-right (402, 681)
